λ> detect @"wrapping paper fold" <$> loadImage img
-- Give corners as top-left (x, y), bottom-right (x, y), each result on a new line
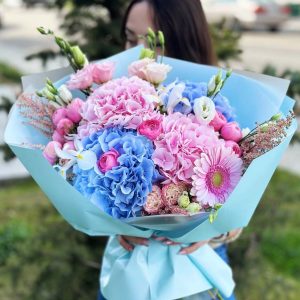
top-left (4, 47), bottom-right (297, 300)
top-left (101, 237), bottom-right (234, 300)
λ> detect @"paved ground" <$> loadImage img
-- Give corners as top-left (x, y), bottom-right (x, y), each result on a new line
top-left (0, 6), bottom-right (299, 179)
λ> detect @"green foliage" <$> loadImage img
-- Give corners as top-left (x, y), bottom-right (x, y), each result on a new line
top-left (210, 21), bottom-right (242, 64)
top-left (0, 179), bottom-right (106, 300)
top-left (1, 170), bottom-right (300, 299)
top-left (229, 169), bottom-right (300, 299)
top-left (0, 62), bottom-right (23, 84)
top-left (0, 96), bottom-right (15, 161)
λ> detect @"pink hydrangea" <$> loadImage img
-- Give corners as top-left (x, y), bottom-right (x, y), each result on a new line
top-left (79, 76), bottom-right (157, 136)
top-left (153, 113), bottom-right (221, 184)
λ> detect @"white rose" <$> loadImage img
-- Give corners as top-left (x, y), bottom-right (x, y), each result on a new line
top-left (141, 62), bottom-right (172, 85)
top-left (193, 96), bottom-right (216, 123)
top-left (128, 58), bottom-right (155, 80)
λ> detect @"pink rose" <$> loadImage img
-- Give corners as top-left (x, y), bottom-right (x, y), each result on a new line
top-left (52, 108), bottom-right (68, 127)
top-left (67, 65), bottom-right (93, 90)
top-left (56, 118), bottom-right (74, 135)
top-left (98, 148), bottom-right (120, 173)
top-left (141, 62), bottom-right (172, 85)
top-left (209, 111), bottom-right (227, 131)
top-left (91, 61), bottom-right (115, 84)
top-left (66, 98), bottom-right (84, 123)
top-left (43, 141), bottom-right (61, 165)
top-left (128, 58), bottom-right (155, 79)
top-left (221, 122), bottom-right (243, 142)
top-left (52, 130), bottom-right (65, 144)
top-left (138, 119), bottom-right (162, 141)
top-left (225, 141), bottom-right (242, 157)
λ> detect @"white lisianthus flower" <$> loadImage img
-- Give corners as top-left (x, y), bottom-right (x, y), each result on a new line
top-left (58, 84), bottom-right (73, 104)
top-left (193, 96), bottom-right (216, 123)
top-left (141, 62), bottom-right (172, 85)
top-left (242, 127), bottom-right (251, 138)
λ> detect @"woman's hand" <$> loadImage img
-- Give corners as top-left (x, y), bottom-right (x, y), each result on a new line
top-left (118, 235), bottom-right (149, 252)
top-left (118, 235), bottom-right (208, 255)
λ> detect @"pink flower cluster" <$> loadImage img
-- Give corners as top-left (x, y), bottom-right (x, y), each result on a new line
top-left (67, 61), bottom-right (115, 90)
top-left (209, 111), bottom-right (243, 156)
top-left (43, 98), bottom-right (84, 165)
top-left (51, 98), bottom-right (84, 145)
top-left (153, 113), bottom-right (221, 184)
top-left (144, 183), bottom-right (189, 215)
top-left (78, 76), bottom-right (157, 137)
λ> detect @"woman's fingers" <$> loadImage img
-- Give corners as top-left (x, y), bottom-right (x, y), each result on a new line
top-left (152, 236), bottom-right (179, 245)
top-left (178, 240), bottom-right (208, 255)
top-left (118, 235), bottom-right (149, 251)
top-left (123, 236), bottom-right (149, 246)
top-left (118, 235), bottom-right (134, 251)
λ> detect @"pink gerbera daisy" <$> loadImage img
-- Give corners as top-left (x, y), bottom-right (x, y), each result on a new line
top-left (191, 146), bottom-right (243, 207)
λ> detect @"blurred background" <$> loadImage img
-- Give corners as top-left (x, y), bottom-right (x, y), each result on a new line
top-left (0, 0), bottom-right (299, 299)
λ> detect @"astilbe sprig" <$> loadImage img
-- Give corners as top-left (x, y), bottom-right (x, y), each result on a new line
top-left (17, 93), bottom-right (56, 138)
top-left (239, 112), bottom-right (294, 167)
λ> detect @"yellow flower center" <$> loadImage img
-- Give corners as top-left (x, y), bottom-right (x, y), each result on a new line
top-left (77, 154), bottom-right (83, 160)
top-left (212, 171), bottom-right (223, 188)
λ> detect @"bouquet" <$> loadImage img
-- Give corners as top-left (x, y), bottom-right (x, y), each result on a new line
top-left (4, 28), bottom-right (297, 300)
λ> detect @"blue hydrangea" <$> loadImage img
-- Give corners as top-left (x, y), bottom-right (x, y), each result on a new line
top-left (72, 127), bottom-right (158, 219)
top-left (163, 81), bottom-right (236, 121)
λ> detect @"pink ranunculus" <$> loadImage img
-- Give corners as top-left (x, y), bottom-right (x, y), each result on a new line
top-left (66, 98), bottom-right (84, 123)
top-left (56, 118), bottom-right (74, 135)
top-left (98, 148), bottom-right (120, 173)
top-left (91, 61), bottom-right (115, 84)
top-left (141, 62), bottom-right (172, 85)
top-left (209, 111), bottom-right (227, 131)
top-left (52, 130), bottom-right (65, 144)
top-left (221, 122), bottom-right (243, 142)
top-left (43, 141), bottom-right (62, 165)
top-left (63, 141), bottom-right (76, 151)
top-left (138, 119), bottom-right (162, 141)
top-left (128, 58), bottom-right (155, 80)
top-left (225, 140), bottom-right (242, 157)
top-left (67, 64), bottom-right (94, 90)
top-left (52, 108), bottom-right (68, 127)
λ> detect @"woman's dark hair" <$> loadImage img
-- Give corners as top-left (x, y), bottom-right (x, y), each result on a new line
top-left (121, 0), bottom-right (217, 65)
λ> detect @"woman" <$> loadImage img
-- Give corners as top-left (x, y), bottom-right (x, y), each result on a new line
top-left (99, 1), bottom-right (241, 299)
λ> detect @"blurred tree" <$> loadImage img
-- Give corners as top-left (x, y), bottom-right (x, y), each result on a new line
top-left (0, 62), bottom-right (23, 161)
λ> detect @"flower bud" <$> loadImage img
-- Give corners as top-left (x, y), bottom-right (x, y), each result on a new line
top-left (260, 123), bottom-right (269, 133)
top-left (178, 191), bottom-right (190, 208)
top-left (186, 202), bottom-right (201, 214)
top-left (46, 83), bottom-right (57, 95)
top-left (58, 85), bottom-right (73, 104)
top-left (42, 88), bottom-right (56, 101)
top-left (271, 113), bottom-right (281, 121)
top-left (147, 27), bottom-right (156, 40)
top-left (158, 31), bottom-right (165, 46)
top-left (71, 46), bottom-right (86, 68)
top-left (139, 48), bottom-right (155, 59)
